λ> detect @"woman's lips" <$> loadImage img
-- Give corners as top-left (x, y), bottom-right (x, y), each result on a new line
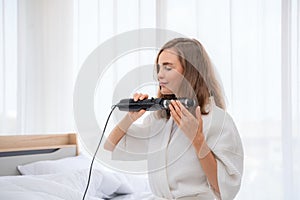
top-left (159, 82), bottom-right (168, 86)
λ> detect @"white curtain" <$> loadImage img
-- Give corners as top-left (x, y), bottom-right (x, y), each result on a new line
top-left (0, 0), bottom-right (299, 199)
top-left (0, 0), bottom-right (74, 134)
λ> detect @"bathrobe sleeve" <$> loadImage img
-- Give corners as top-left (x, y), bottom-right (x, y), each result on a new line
top-left (112, 113), bottom-right (154, 161)
top-left (206, 107), bottom-right (244, 200)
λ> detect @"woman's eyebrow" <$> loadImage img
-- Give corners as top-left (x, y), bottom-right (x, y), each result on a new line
top-left (160, 62), bottom-right (174, 66)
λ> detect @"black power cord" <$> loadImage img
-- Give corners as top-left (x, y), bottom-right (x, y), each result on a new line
top-left (82, 105), bottom-right (117, 200)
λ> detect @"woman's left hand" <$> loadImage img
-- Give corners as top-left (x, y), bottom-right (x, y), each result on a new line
top-left (169, 100), bottom-right (203, 142)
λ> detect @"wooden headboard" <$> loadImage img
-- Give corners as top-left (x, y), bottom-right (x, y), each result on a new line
top-left (0, 133), bottom-right (78, 176)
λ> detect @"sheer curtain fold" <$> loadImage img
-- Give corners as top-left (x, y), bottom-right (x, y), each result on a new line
top-left (0, 0), bottom-right (299, 199)
top-left (281, 0), bottom-right (293, 199)
top-left (21, 0), bottom-right (74, 134)
top-left (0, 0), bottom-right (17, 133)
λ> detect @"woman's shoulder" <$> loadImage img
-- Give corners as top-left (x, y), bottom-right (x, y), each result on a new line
top-left (212, 105), bottom-right (236, 129)
top-left (209, 105), bottom-right (243, 153)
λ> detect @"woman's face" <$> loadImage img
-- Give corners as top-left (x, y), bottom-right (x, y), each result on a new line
top-left (157, 49), bottom-right (184, 95)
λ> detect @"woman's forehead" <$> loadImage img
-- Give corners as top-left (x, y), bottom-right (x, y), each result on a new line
top-left (158, 49), bottom-right (180, 63)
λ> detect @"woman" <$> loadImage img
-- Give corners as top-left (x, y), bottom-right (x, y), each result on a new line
top-left (104, 38), bottom-right (243, 200)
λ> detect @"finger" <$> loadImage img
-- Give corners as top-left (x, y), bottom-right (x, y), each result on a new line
top-left (170, 110), bottom-right (180, 126)
top-left (139, 94), bottom-right (148, 100)
top-left (139, 109), bottom-right (146, 115)
top-left (195, 106), bottom-right (201, 120)
top-left (176, 100), bottom-right (191, 117)
top-left (133, 93), bottom-right (140, 101)
top-left (175, 101), bottom-right (195, 124)
top-left (195, 106), bottom-right (203, 133)
top-left (169, 103), bottom-right (181, 125)
top-left (170, 100), bottom-right (182, 118)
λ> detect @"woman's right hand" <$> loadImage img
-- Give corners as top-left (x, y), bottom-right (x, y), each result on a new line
top-left (127, 93), bottom-right (149, 122)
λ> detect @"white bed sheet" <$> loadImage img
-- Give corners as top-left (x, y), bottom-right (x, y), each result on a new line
top-left (0, 174), bottom-right (101, 200)
top-left (0, 170), bottom-right (152, 200)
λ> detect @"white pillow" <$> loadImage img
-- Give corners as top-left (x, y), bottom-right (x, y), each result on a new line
top-left (17, 155), bottom-right (91, 175)
top-left (17, 155), bottom-right (134, 197)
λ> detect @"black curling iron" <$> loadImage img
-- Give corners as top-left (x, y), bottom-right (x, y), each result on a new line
top-left (115, 97), bottom-right (196, 112)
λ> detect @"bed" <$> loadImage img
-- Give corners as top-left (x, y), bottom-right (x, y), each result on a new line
top-left (0, 133), bottom-right (151, 200)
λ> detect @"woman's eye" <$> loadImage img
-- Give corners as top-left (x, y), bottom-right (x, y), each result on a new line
top-left (156, 64), bottom-right (172, 73)
top-left (164, 66), bottom-right (172, 71)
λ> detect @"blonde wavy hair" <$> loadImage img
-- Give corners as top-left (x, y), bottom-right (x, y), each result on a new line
top-left (155, 38), bottom-right (225, 118)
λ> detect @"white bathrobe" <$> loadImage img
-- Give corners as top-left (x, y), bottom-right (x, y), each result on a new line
top-left (112, 99), bottom-right (244, 200)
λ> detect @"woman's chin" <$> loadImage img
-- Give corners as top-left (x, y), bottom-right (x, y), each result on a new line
top-left (160, 89), bottom-right (174, 95)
